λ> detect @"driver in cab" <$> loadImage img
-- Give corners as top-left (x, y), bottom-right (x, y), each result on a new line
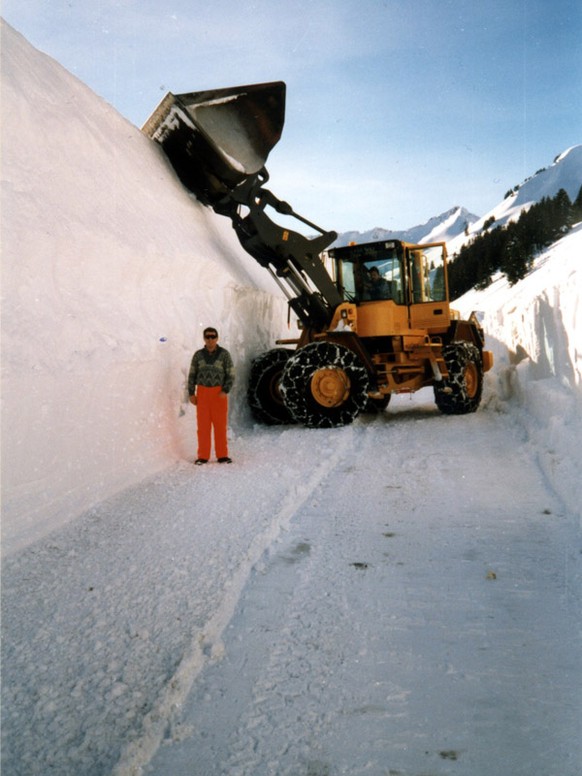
top-left (363, 266), bottom-right (391, 300)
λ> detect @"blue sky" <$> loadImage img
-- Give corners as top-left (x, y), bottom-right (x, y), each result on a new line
top-left (3, 0), bottom-right (581, 231)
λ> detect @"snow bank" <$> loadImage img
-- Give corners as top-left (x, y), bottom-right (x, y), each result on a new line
top-left (458, 225), bottom-right (582, 520)
top-left (0, 21), bottom-right (290, 556)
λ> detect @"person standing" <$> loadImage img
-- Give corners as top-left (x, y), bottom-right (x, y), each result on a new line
top-left (188, 327), bottom-right (235, 465)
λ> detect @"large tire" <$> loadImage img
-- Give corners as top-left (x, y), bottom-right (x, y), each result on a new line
top-left (247, 348), bottom-right (295, 425)
top-left (280, 342), bottom-right (370, 428)
top-left (434, 341), bottom-right (483, 415)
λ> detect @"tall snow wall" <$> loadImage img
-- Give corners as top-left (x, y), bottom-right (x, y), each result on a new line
top-left (458, 226), bottom-right (582, 520)
top-left (0, 22), bottom-right (290, 555)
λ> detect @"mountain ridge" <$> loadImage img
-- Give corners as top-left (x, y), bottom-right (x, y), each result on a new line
top-left (333, 205), bottom-right (479, 247)
top-left (334, 145), bottom-right (581, 251)
top-left (446, 144), bottom-right (582, 256)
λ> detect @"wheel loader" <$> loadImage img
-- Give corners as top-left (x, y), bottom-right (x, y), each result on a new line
top-left (143, 81), bottom-right (493, 428)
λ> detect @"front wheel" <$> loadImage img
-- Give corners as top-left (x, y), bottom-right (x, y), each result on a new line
top-left (434, 341), bottom-right (483, 415)
top-left (280, 342), bottom-right (370, 428)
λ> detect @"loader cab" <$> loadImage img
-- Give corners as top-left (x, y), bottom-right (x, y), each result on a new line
top-left (330, 240), bottom-right (448, 305)
top-left (328, 239), bottom-right (450, 336)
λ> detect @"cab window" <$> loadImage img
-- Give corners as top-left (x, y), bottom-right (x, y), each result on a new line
top-left (408, 249), bottom-right (446, 303)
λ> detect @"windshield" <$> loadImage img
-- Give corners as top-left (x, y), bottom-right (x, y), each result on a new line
top-left (335, 243), bottom-right (404, 303)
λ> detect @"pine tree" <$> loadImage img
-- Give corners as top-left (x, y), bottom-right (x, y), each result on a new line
top-left (502, 234), bottom-right (530, 285)
top-left (550, 189), bottom-right (574, 238)
top-left (448, 187), bottom-right (575, 299)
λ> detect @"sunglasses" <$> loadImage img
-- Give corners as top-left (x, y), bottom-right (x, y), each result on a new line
top-left (204, 333), bottom-right (218, 339)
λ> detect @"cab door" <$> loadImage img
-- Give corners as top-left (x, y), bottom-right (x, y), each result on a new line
top-left (406, 248), bottom-right (450, 333)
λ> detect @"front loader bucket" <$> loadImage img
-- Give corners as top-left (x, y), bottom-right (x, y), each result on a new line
top-left (142, 81), bottom-right (285, 205)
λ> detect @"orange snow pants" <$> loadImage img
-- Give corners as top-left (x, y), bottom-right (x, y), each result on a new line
top-left (196, 385), bottom-right (229, 460)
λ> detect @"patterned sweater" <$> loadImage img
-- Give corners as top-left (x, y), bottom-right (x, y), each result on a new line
top-left (188, 346), bottom-right (235, 396)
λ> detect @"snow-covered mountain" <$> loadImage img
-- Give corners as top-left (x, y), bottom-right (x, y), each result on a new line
top-left (333, 205), bottom-right (479, 247)
top-left (447, 144), bottom-right (582, 256)
top-left (335, 146), bottom-right (581, 255)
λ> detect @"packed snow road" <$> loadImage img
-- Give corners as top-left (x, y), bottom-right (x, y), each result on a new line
top-left (143, 399), bottom-right (581, 776)
top-left (2, 395), bottom-right (581, 776)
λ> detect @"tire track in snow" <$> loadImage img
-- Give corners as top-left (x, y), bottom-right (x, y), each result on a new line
top-left (216, 429), bottom-right (377, 775)
top-left (112, 426), bottom-right (358, 776)
top-left (209, 421), bottom-right (416, 776)
top-left (146, 420), bottom-right (404, 775)
top-left (145, 403), bottom-right (581, 776)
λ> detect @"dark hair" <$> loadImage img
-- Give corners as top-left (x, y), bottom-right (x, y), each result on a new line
top-left (203, 327), bottom-right (218, 338)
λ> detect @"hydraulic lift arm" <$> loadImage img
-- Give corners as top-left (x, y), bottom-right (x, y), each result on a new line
top-left (142, 81), bottom-right (342, 329)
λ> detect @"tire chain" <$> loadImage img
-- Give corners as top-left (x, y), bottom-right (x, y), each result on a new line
top-left (280, 342), bottom-right (369, 428)
top-left (434, 341), bottom-right (483, 415)
top-left (247, 348), bottom-right (295, 425)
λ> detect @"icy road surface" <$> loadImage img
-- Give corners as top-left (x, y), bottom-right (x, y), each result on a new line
top-left (2, 395), bottom-right (581, 776)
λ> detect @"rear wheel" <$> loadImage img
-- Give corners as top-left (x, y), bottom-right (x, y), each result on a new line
top-left (434, 341), bottom-right (483, 414)
top-left (280, 342), bottom-right (369, 428)
top-left (364, 394), bottom-right (391, 413)
top-left (247, 348), bottom-right (295, 424)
